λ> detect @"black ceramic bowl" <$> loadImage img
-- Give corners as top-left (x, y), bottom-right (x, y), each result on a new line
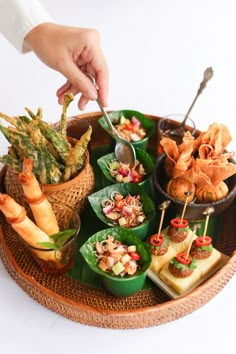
top-left (153, 154), bottom-right (236, 221)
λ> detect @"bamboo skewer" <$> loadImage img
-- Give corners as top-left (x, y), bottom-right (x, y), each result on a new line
top-left (154, 200), bottom-right (170, 241)
top-left (180, 190), bottom-right (193, 223)
top-left (202, 207), bottom-right (215, 242)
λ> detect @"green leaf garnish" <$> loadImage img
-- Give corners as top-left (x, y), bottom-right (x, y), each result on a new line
top-left (189, 259), bottom-right (197, 270)
top-left (50, 229), bottom-right (76, 248)
top-left (36, 242), bottom-right (58, 250)
top-left (198, 244), bottom-right (213, 252)
top-left (36, 229), bottom-right (76, 250)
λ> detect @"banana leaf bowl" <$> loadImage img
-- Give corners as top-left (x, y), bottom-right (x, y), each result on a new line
top-left (97, 147), bottom-right (155, 192)
top-left (88, 183), bottom-right (155, 240)
top-left (79, 226), bottom-right (152, 297)
top-left (98, 109), bottom-right (155, 150)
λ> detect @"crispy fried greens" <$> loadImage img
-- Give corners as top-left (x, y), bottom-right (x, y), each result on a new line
top-left (160, 123), bottom-right (236, 202)
top-left (0, 93), bottom-right (92, 184)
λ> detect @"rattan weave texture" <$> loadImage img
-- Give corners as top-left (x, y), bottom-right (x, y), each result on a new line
top-left (0, 113), bottom-right (235, 329)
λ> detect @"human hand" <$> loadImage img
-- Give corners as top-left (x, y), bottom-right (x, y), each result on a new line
top-left (24, 23), bottom-right (109, 110)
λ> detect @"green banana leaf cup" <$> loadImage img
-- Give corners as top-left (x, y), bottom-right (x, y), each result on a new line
top-left (98, 109), bottom-right (155, 151)
top-left (80, 226), bottom-right (151, 297)
top-left (97, 147), bottom-right (155, 193)
top-left (88, 183), bottom-right (155, 240)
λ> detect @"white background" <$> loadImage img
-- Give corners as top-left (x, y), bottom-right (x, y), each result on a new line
top-left (0, 1), bottom-right (235, 353)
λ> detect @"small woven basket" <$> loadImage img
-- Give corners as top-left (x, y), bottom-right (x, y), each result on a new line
top-left (4, 149), bottom-right (95, 214)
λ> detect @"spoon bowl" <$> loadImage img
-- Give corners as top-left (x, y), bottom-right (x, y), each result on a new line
top-left (96, 99), bottom-right (136, 167)
top-left (86, 73), bottom-right (136, 167)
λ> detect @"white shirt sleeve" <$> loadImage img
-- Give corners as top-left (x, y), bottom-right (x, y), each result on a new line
top-left (0, 0), bottom-right (53, 53)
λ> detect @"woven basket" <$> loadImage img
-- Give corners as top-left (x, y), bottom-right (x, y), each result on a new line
top-left (0, 112), bottom-right (236, 329)
top-left (4, 149), bottom-right (94, 214)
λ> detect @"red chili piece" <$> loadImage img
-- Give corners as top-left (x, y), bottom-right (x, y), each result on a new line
top-left (176, 252), bottom-right (191, 265)
top-left (129, 251), bottom-right (141, 261)
top-left (170, 217), bottom-right (189, 229)
top-left (125, 123), bottom-right (134, 131)
top-left (149, 234), bottom-right (165, 247)
top-left (115, 199), bottom-right (125, 209)
top-left (196, 236), bottom-right (212, 248)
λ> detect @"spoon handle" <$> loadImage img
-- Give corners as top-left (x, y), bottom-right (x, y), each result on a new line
top-left (96, 98), bottom-right (119, 137)
top-left (85, 72), bottom-right (120, 138)
top-left (181, 67), bottom-right (214, 126)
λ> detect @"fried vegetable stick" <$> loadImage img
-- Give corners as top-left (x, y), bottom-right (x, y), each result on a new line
top-left (18, 158), bottom-right (59, 235)
top-left (0, 192), bottom-right (51, 248)
top-left (63, 125), bottom-right (92, 181)
top-left (58, 93), bottom-right (74, 138)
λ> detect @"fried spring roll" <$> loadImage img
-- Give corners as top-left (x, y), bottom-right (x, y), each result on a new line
top-left (0, 193), bottom-right (51, 248)
top-left (19, 158), bottom-right (59, 235)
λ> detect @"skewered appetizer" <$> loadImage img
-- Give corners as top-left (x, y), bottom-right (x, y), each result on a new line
top-left (190, 235), bottom-right (213, 259)
top-left (167, 191), bottom-right (193, 252)
top-left (167, 217), bottom-right (189, 243)
top-left (158, 209), bottom-right (224, 295)
top-left (147, 201), bottom-right (175, 274)
top-left (189, 207), bottom-right (222, 276)
top-left (190, 236), bottom-right (222, 277)
top-left (159, 251), bottom-right (201, 295)
top-left (148, 232), bottom-right (176, 275)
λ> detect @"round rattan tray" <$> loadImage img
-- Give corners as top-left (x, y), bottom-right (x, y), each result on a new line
top-left (0, 112), bottom-right (236, 329)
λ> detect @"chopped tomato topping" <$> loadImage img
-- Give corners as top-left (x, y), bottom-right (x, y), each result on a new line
top-left (176, 252), bottom-right (191, 265)
top-left (170, 217), bottom-right (188, 229)
top-left (129, 251), bottom-right (141, 261)
top-left (115, 199), bottom-right (126, 209)
top-left (125, 123), bottom-right (135, 131)
top-left (196, 236), bottom-right (212, 247)
top-left (132, 175), bottom-right (142, 183)
top-left (149, 234), bottom-right (164, 247)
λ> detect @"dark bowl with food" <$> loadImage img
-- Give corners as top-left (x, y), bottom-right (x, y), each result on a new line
top-left (153, 153), bottom-right (236, 221)
top-left (98, 109), bottom-right (155, 150)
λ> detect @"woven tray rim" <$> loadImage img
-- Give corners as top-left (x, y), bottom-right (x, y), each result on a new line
top-left (0, 112), bottom-right (236, 329)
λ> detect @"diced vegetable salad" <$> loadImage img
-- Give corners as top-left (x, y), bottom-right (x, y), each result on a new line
top-left (94, 234), bottom-right (142, 276)
top-left (113, 115), bottom-right (146, 142)
top-left (107, 159), bottom-right (146, 183)
top-left (101, 191), bottom-right (146, 227)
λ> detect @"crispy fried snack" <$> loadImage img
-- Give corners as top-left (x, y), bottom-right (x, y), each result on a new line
top-left (19, 158), bottom-right (59, 235)
top-left (0, 192), bottom-right (50, 248)
top-left (160, 122), bottom-right (236, 203)
top-left (0, 93), bottom-right (92, 184)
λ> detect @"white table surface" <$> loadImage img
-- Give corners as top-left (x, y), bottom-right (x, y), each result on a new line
top-left (0, 1), bottom-right (235, 353)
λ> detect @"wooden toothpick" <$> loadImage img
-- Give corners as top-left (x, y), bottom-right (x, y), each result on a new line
top-left (180, 190), bottom-right (193, 223)
top-left (185, 223), bottom-right (201, 260)
top-left (155, 200), bottom-right (170, 241)
top-left (202, 207), bottom-right (215, 242)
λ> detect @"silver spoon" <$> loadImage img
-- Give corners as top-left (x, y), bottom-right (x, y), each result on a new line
top-left (86, 73), bottom-right (136, 167)
top-left (170, 67), bottom-right (214, 139)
